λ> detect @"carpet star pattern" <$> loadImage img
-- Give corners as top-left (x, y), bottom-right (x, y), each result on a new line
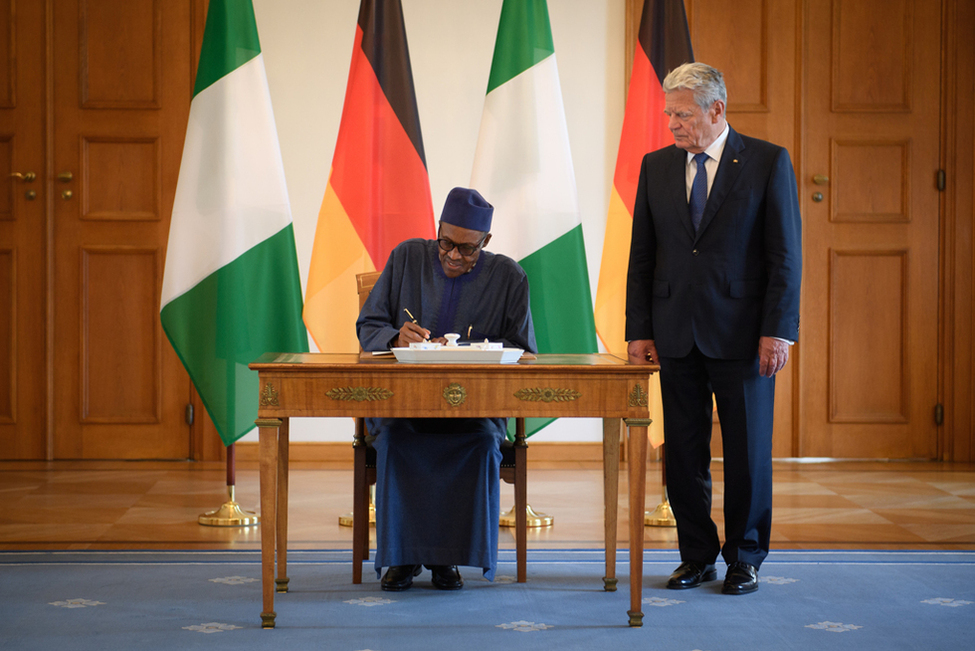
top-left (49, 598), bottom-right (105, 608)
top-left (182, 622), bottom-right (242, 634)
top-left (805, 621), bottom-right (863, 632)
top-left (921, 598), bottom-right (972, 607)
top-left (643, 596), bottom-right (685, 607)
top-left (496, 620), bottom-right (554, 632)
top-left (344, 596), bottom-right (396, 607)
top-left (761, 576), bottom-right (799, 584)
top-left (209, 576), bottom-right (258, 585)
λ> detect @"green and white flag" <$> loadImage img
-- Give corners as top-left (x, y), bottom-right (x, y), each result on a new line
top-left (471, 0), bottom-right (598, 435)
top-left (160, 0), bottom-right (307, 446)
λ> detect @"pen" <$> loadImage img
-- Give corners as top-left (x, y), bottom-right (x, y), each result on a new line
top-left (467, 324), bottom-right (472, 338)
top-left (403, 308), bottom-right (430, 341)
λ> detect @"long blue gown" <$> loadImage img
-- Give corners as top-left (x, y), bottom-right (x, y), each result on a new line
top-left (356, 239), bottom-right (537, 579)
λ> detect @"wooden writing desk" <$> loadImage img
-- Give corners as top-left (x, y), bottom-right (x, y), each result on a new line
top-left (250, 352), bottom-right (658, 628)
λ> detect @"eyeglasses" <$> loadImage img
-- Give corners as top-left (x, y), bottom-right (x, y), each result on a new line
top-left (436, 235), bottom-right (486, 257)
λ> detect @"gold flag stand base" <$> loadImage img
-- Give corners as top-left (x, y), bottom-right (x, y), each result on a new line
top-left (198, 486), bottom-right (259, 527)
top-left (499, 504), bottom-right (554, 528)
top-left (338, 502), bottom-right (376, 528)
top-left (644, 498), bottom-right (677, 527)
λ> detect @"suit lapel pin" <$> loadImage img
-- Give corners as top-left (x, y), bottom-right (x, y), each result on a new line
top-left (733, 159), bottom-right (739, 163)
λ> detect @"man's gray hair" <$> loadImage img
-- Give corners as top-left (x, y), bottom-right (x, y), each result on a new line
top-left (662, 62), bottom-right (727, 110)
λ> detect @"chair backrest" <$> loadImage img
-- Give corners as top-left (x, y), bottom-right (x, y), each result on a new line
top-left (357, 271), bottom-right (382, 310)
top-left (356, 271), bottom-right (382, 353)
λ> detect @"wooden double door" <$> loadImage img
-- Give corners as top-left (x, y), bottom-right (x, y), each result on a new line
top-left (668, 0), bottom-right (946, 459)
top-left (1, 0), bottom-right (208, 459)
top-left (0, 0), bottom-right (960, 460)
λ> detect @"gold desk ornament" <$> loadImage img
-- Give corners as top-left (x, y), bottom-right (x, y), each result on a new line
top-left (514, 387), bottom-right (581, 403)
top-left (326, 386), bottom-right (393, 402)
top-left (260, 382), bottom-right (279, 407)
top-left (442, 382), bottom-right (467, 407)
top-left (628, 383), bottom-right (649, 407)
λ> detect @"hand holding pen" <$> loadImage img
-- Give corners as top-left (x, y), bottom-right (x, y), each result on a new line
top-left (394, 308), bottom-right (432, 347)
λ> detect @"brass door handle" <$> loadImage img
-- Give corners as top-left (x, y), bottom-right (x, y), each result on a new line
top-left (57, 171), bottom-right (74, 183)
top-left (813, 174), bottom-right (829, 185)
top-left (9, 171), bottom-right (36, 182)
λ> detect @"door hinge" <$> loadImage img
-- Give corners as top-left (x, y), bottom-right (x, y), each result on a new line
top-left (935, 403), bottom-right (944, 426)
top-left (937, 169), bottom-right (946, 191)
top-left (185, 403), bottom-right (195, 426)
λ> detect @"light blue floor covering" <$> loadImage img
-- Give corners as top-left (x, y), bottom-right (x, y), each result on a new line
top-left (1, 549), bottom-right (972, 651)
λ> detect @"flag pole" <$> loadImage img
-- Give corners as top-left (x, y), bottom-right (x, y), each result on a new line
top-left (199, 443), bottom-right (260, 527)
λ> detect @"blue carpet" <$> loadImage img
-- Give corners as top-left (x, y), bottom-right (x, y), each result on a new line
top-left (1, 549), bottom-right (973, 650)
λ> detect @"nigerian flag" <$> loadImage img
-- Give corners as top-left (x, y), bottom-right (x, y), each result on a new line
top-left (160, 0), bottom-right (308, 446)
top-left (471, 0), bottom-right (597, 435)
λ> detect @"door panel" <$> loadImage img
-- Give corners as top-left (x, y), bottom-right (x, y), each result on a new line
top-left (801, 0), bottom-right (940, 458)
top-left (688, 0), bottom-right (800, 457)
top-left (51, 0), bottom-right (194, 459)
top-left (0, 0), bottom-right (46, 458)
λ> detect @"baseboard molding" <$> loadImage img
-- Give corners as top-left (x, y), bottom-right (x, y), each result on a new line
top-left (235, 441), bottom-right (607, 466)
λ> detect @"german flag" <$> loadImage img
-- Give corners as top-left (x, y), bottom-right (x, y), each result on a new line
top-left (304, 0), bottom-right (434, 352)
top-left (593, 0), bottom-right (693, 357)
top-left (593, 0), bottom-right (692, 448)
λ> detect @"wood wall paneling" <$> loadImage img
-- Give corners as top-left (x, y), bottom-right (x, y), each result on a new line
top-left (831, 139), bottom-right (910, 222)
top-left (80, 247), bottom-right (160, 424)
top-left (0, 136), bottom-right (10, 219)
top-left (80, 0), bottom-right (161, 108)
top-left (82, 137), bottom-right (160, 221)
top-left (0, 248), bottom-right (11, 421)
top-left (0, 0), bottom-right (13, 108)
top-left (831, 0), bottom-right (912, 112)
top-left (829, 250), bottom-right (908, 424)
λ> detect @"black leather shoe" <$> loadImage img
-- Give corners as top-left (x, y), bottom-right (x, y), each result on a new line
top-left (722, 561), bottom-right (759, 595)
top-left (666, 561), bottom-right (717, 589)
top-left (426, 565), bottom-right (463, 590)
top-left (381, 564), bottom-right (422, 591)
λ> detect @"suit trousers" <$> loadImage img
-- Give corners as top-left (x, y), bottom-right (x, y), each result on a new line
top-left (659, 345), bottom-right (775, 569)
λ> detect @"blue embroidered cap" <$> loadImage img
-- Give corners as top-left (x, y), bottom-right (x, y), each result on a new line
top-left (440, 187), bottom-right (493, 233)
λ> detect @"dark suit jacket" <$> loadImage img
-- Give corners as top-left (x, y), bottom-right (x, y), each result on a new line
top-left (625, 126), bottom-right (801, 360)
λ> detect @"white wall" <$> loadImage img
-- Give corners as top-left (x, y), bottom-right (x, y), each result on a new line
top-left (242, 0), bottom-right (625, 443)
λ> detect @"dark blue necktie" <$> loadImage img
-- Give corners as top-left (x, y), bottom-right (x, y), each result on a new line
top-left (689, 152), bottom-right (709, 232)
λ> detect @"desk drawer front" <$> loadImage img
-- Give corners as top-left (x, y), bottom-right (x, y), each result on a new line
top-left (257, 371), bottom-right (652, 419)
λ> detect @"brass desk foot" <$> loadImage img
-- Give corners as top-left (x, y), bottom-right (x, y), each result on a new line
top-left (602, 576), bottom-right (618, 592)
top-left (275, 578), bottom-right (289, 593)
top-left (260, 611), bottom-right (276, 629)
top-left (627, 609), bottom-right (644, 627)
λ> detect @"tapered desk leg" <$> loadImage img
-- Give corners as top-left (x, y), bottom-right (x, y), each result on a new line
top-left (602, 418), bottom-right (621, 591)
top-left (275, 418), bottom-right (290, 594)
top-left (624, 418), bottom-right (651, 627)
top-left (256, 418), bottom-right (282, 629)
top-left (514, 419), bottom-right (527, 583)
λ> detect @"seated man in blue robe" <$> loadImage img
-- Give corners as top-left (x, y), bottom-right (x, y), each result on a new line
top-left (356, 187), bottom-right (537, 591)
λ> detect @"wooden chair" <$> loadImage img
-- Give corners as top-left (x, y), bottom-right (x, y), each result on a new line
top-left (352, 271), bottom-right (528, 584)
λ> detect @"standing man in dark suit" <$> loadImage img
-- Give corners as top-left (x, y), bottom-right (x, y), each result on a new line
top-left (625, 63), bottom-right (801, 595)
